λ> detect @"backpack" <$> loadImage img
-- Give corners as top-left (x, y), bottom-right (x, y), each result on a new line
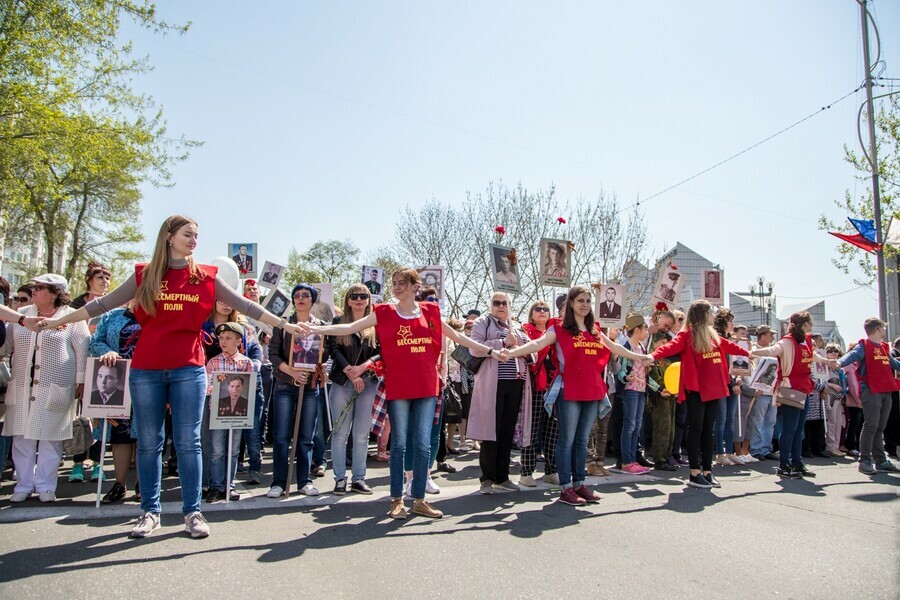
top-left (64, 416), bottom-right (93, 456)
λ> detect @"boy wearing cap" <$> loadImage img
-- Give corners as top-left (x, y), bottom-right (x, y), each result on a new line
top-left (204, 321), bottom-right (260, 502)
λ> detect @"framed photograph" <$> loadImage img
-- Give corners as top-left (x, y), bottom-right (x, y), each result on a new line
top-left (209, 371), bottom-right (257, 430)
top-left (310, 282), bottom-right (335, 322)
top-left (415, 265), bottom-right (446, 308)
top-left (291, 333), bottom-right (324, 371)
top-left (263, 288), bottom-right (290, 317)
top-left (811, 359), bottom-right (829, 383)
top-left (538, 238), bottom-right (572, 288)
top-left (594, 283), bottom-right (627, 328)
top-left (489, 243), bottom-right (521, 294)
top-left (701, 269), bottom-right (724, 305)
top-left (81, 358), bottom-right (131, 420)
top-left (730, 340), bottom-right (752, 377)
top-left (749, 357), bottom-right (778, 395)
top-left (228, 243), bottom-right (258, 278)
top-left (361, 266), bottom-right (384, 301)
top-left (259, 261), bottom-right (284, 290)
top-left (650, 264), bottom-right (685, 308)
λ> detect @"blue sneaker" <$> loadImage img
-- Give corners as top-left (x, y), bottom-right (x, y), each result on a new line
top-left (859, 459), bottom-right (876, 475)
top-left (69, 464), bottom-right (84, 483)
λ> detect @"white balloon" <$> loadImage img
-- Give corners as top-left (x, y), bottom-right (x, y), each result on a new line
top-left (210, 256), bottom-right (240, 291)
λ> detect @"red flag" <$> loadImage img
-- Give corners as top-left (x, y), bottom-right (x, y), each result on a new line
top-left (829, 231), bottom-right (882, 253)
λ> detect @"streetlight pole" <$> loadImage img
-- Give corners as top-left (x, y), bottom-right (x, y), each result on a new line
top-left (859, 0), bottom-right (887, 323)
top-left (748, 276), bottom-right (776, 329)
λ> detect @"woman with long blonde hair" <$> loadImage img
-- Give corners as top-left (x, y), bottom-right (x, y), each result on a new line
top-left (37, 215), bottom-right (307, 539)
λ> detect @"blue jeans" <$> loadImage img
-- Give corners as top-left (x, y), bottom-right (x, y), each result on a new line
top-left (620, 389), bottom-right (645, 465)
top-left (271, 382), bottom-right (319, 490)
top-left (210, 428), bottom-right (241, 491)
top-left (748, 395), bottom-right (776, 456)
top-left (242, 365), bottom-right (270, 473)
top-left (329, 378), bottom-right (377, 482)
top-left (715, 393), bottom-right (738, 454)
top-left (130, 366), bottom-right (206, 515)
top-left (778, 397), bottom-right (810, 469)
top-left (387, 396), bottom-right (437, 499)
top-left (556, 397), bottom-right (600, 488)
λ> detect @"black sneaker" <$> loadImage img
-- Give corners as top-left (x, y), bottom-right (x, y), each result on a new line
top-left (436, 461), bottom-right (457, 474)
top-left (752, 454), bottom-right (766, 461)
top-left (777, 466), bottom-right (801, 479)
top-left (101, 481), bottom-right (127, 504)
top-left (687, 473), bottom-right (712, 489)
top-left (205, 489), bottom-right (225, 503)
top-left (350, 480), bottom-right (373, 495)
top-left (764, 452), bottom-right (779, 461)
top-left (793, 464), bottom-right (816, 478)
top-left (654, 463), bottom-right (678, 472)
top-left (333, 479), bottom-right (347, 496)
top-left (704, 473), bottom-right (721, 488)
top-left (636, 453), bottom-right (655, 468)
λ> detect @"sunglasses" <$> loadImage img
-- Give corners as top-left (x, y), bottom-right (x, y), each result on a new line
top-left (492, 300), bottom-right (508, 307)
top-left (348, 293), bottom-right (370, 301)
top-left (13, 296), bottom-right (29, 302)
top-left (293, 292), bottom-right (312, 300)
top-left (532, 306), bottom-right (550, 313)
top-left (425, 296), bottom-right (438, 302)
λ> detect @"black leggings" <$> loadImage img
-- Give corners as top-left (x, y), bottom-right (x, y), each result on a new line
top-left (686, 391), bottom-right (719, 472)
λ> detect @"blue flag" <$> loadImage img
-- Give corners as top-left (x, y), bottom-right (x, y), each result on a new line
top-left (849, 218), bottom-right (877, 242)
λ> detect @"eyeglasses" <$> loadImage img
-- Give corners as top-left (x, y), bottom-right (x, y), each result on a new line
top-left (13, 296), bottom-right (29, 302)
top-left (425, 296), bottom-right (438, 302)
top-left (293, 292), bottom-right (312, 300)
top-left (492, 300), bottom-right (508, 307)
top-left (532, 306), bottom-right (550, 313)
top-left (348, 293), bottom-right (370, 301)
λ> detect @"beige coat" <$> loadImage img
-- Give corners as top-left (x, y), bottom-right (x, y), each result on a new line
top-left (1, 306), bottom-right (90, 441)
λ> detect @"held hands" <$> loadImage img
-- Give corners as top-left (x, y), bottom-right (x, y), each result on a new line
top-left (497, 348), bottom-right (511, 362)
top-left (639, 354), bottom-right (654, 367)
top-left (288, 322), bottom-right (310, 337)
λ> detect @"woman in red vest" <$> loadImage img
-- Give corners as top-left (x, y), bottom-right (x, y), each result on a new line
top-left (506, 285), bottom-right (650, 506)
top-left (299, 268), bottom-right (502, 519)
top-left (37, 215), bottom-right (304, 539)
top-left (651, 300), bottom-right (756, 489)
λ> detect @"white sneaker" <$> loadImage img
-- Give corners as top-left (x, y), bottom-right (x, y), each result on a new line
top-left (742, 454), bottom-right (759, 463)
top-left (130, 512), bottom-right (161, 538)
top-left (299, 484), bottom-right (319, 496)
top-left (38, 491), bottom-right (56, 503)
top-left (542, 473), bottom-right (560, 485)
top-left (519, 475), bottom-right (537, 487)
top-left (726, 453), bottom-right (741, 464)
top-left (425, 477), bottom-right (441, 495)
top-left (184, 511), bottom-right (210, 538)
top-left (266, 485), bottom-right (284, 498)
top-left (10, 492), bottom-right (30, 503)
top-left (715, 454), bottom-right (734, 466)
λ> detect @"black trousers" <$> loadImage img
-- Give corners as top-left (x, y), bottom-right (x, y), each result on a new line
top-left (609, 390), bottom-right (623, 461)
top-left (671, 400), bottom-right (687, 459)
top-left (479, 379), bottom-right (523, 484)
top-left (803, 419), bottom-right (826, 455)
top-left (845, 406), bottom-right (864, 452)
top-left (686, 391), bottom-right (718, 471)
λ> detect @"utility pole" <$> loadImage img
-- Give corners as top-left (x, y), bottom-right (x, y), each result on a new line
top-left (859, 0), bottom-right (887, 323)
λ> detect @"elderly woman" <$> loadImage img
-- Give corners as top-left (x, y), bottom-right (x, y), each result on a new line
top-left (469, 291), bottom-right (533, 494)
top-left (1, 274), bottom-right (90, 503)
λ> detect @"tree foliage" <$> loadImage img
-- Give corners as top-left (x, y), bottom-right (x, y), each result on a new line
top-left (280, 240), bottom-right (361, 303)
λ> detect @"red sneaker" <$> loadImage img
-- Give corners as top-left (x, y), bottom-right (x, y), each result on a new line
top-left (558, 487), bottom-right (587, 506)
top-left (573, 484), bottom-right (601, 503)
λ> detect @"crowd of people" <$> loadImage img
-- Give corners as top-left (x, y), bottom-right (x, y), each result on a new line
top-left (1, 215), bottom-right (899, 539)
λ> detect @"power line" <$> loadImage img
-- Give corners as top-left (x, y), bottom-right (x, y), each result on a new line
top-left (777, 285), bottom-right (870, 300)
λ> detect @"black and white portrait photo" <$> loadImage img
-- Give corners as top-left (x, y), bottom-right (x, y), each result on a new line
top-left (594, 284), bottom-right (627, 328)
top-left (209, 371), bottom-right (257, 430)
top-left (259, 261), bottom-right (284, 289)
top-left (489, 243), bottom-right (521, 294)
top-left (538, 238), bottom-right (571, 287)
top-left (81, 357), bottom-right (132, 419)
top-left (702, 269), bottom-right (724, 305)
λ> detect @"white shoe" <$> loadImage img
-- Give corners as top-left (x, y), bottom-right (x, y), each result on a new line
top-left (130, 512), bottom-right (161, 538)
top-left (742, 454), bottom-right (759, 463)
top-left (726, 453), bottom-right (741, 464)
top-left (299, 484), bottom-right (319, 496)
top-left (10, 492), bottom-right (30, 503)
top-left (184, 511), bottom-right (210, 538)
top-left (715, 454), bottom-right (734, 466)
top-left (38, 491), bottom-right (56, 503)
top-left (542, 472), bottom-right (560, 485)
top-left (519, 475), bottom-right (537, 487)
top-left (425, 477), bottom-right (441, 495)
top-left (266, 485), bottom-right (284, 498)
top-left (732, 455), bottom-right (747, 464)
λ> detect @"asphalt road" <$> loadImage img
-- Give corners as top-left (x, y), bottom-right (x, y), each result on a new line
top-left (0, 452), bottom-right (897, 599)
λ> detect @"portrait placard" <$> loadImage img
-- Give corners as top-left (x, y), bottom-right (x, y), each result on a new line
top-left (730, 340), bottom-right (752, 377)
top-left (263, 288), bottom-right (290, 317)
top-left (538, 238), bottom-right (571, 287)
top-left (81, 358), bottom-right (131, 420)
top-left (749, 357), bottom-right (778, 395)
top-left (489, 244), bottom-right (521, 294)
top-left (650, 264), bottom-right (685, 308)
top-left (415, 265), bottom-right (446, 308)
top-left (209, 371), bottom-right (257, 430)
top-left (310, 283), bottom-right (335, 322)
top-left (594, 283), bottom-right (627, 328)
top-left (259, 261), bottom-right (284, 290)
top-left (291, 333), bottom-right (324, 371)
top-left (361, 266), bottom-right (384, 301)
top-left (701, 269), bottom-right (724, 305)
top-left (228, 243), bottom-right (258, 278)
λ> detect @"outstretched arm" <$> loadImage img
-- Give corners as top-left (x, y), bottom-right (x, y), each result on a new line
top-left (299, 312), bottom-right (378, 337)
top-left (442, 321), bottom-right (507, 360)
top-left (508, 330), bottom-right (557, 358)
top-left (601, 332), bottom-right (650, 362)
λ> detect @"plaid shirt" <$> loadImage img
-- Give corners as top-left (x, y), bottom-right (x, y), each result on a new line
top-left (370, 378), bottom-right (444, 436)
top-left (205, 350), bottom-right (260, 395)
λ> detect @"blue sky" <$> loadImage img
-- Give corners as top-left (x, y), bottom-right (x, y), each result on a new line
top-left (121, 1), bottom-right (898, 337)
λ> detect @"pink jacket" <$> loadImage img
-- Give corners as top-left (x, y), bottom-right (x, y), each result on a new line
top-left (844, 363), bottom-right (861, 408)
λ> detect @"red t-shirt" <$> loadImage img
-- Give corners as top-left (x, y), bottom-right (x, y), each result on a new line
top-left (553, 324), bottom-right (611, 401)
top-left (132, 263), bottom-right (217, 369)
top-left (652, 329), bottom-right (749, 402)
top-left (374, 302), bottom-right (442, 400)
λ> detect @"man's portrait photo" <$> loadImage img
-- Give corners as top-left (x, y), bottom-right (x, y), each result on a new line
top-left (291, 333), bottom-right (323, 370)
top-left (209, 371), bottom-right (257, 429)
top-left (594, 283), bottom-right (627, 328)
top-left (264, 289), bottom-right (290, 317)
top-left (489, 244), bottom-right (521, 294)
top-left (596, 286), bottom-right (622, 320)
top-left (90, 363), bottom-right (126, 407)
top-left (229, 243), bottom-right (257, 277)
top-left (218, 375), bottom-right (249, 417)
top-left (81, 357), bottom-right (132, 419)
top-left (415, 265), bottom-right (445, 307)
top-left (362, 266), bottom-right (383, 298)
top-left (651, 264), bottom-right (684, 308)
top-left (538, 238), bottom-right (571, 287)
top-left (259, 261), bottom-right (284, 289)
top-left (702, 269), bottom-right (723, 305)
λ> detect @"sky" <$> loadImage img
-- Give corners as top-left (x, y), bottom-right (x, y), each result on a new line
top-left (119, 1), bottom-right (899, 337)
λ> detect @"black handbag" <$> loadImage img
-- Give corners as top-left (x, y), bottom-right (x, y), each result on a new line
top-left (450, 344), bottom-right (485, 375)
top-left (442, 384), bottom-right (463, 423)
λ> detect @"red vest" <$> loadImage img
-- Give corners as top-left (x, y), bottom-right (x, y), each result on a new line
top-left (374, 302), bottom-right (442, 401)
top-left (523, 323), bottom-right (552, 392)
top-left (776, 334), bottom-right (814, 395)
top-left (860, 338), bottom-right (900, 393)
top-left (132, 264), bottom-right (217, 369)
top-left (553, 325), bottom-right (610, 401)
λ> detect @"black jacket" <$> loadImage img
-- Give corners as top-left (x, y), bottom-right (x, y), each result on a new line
top-left (326, 317), bottom-right (381, 385)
